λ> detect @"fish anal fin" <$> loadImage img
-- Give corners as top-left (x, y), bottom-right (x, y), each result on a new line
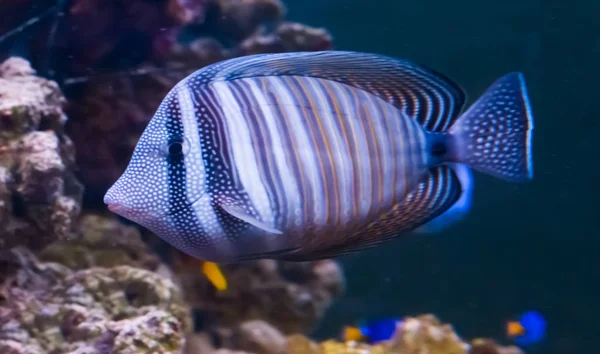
top-left (203, 51), bottom-right (466, 132)
top-left (281, 165), bottom-right (465, 261)
top-left (414, 163), bottom-right (473, 234)
top-left (231, 246), bottom-right (303, 262)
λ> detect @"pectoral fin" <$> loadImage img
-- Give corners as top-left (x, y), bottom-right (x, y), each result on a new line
top-left (218, 202), bottom-right (283, 235)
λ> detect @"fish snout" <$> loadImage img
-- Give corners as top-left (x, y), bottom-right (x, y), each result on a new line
top-left (104, 186), bottom-right (129, 216)
top-left (107, 201), bottom-right (126, 213)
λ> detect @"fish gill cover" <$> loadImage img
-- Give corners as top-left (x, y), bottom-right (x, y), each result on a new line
top-left (0, 1), bottom-right (533, 353)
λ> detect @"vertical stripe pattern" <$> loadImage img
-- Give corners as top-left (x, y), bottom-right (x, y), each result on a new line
top-left (201, 75), bottom-right (429, 251)
top-left (105, 51), bottom-right (475, 262)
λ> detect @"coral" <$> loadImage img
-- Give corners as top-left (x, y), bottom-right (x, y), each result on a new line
top-left (0, 0), bottom-right (208, 75)
top-left (239, 22), bottom-right (333, 55)
top-left (386, 315), bottom-right (470, 354)
top-left (173, 253), bottom-right (345, 334)
top-left (0, 247), bottom-right (191, 354)
top-left (64, 45), bottom-right (225, 204)
top-left (39, 213), bottom-right (164, 271)
top-left (469, 339), bottom-right (525, 354)
top-left (285, 315), bottom-right (522, 354)
top-left (205, 0), bottom-right (285, 41)
top-left (0, 57), bottom-right (82, 252)
top-left (230, 320), bottom-right (287, 354)
top-left (1, 6), bottom-right (521, 354)
top-left (210, 320), bottom-right (288, 354)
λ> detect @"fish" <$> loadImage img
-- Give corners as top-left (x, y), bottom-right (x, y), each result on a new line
top-left (103, 50), bottom-right (535, 263)
top-left (174, 252), bottom-right (228, 291)
top-left (507, 311), bottom-right (546, 346)
top-left (202, 261), bottom-right (228, 291)
top-left (342, 318), bottom-right (403, 343)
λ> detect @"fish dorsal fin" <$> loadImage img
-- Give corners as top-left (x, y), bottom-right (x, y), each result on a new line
top-left (218, 201), bottom-right (283, 235)
top-left (206, 51), bottom-right (466, 132)
top-left (276, 165), bottom-right (464, 261)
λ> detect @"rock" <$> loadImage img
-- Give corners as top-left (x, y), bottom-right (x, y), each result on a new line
top-left (0, 247), bottom-right (191, 354)
top-left (0, 57), bottom-right (82, 252)
top-left (174, 255), bottom-right (345, 334)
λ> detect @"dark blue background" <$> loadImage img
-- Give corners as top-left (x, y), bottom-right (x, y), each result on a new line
top-left (284, 1), bottom-right (599, 353)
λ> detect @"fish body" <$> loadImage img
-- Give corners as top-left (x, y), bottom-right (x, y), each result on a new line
top-left (104, 51), bottom-right (534, 263)
top-left (507, 311), bottom-right (546, 346)
top-left (343, 318), bottom-right (403, 343)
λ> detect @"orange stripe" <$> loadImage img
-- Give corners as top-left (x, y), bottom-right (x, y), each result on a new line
top-left (322, 81), bottom-right (355, 225)
top-left (265, 77), bottom-right (309, 232)
top-left (281, 76), bottom-right (323, 229)
top-left (294, 77), bottom-right (339, 227)
top-left (360, 100), bottom-right (384, 214)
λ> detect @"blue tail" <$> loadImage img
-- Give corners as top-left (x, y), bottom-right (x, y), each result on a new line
top-left (449, 73), bottom-right (534, 182)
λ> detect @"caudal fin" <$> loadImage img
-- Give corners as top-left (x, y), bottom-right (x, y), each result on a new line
top-left (449, 73), bottom-right (534, 182)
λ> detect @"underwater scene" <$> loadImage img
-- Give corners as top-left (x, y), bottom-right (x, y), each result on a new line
top-left (0, 1), bottom-right (596, 353)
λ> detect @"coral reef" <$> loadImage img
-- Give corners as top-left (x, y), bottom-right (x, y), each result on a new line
top-left (0, 57), bottom-right (82, 252)
top-left (0, 0), bottom-right (207, 75)
top-left (174, 254), bottom-right (345, 334)
top-left (469, 339), bottom-right (525, 354)
top-left (0, 4), bottom-right (532, 354)
top-left (285, 316), bottom-right (524, 354)
top-left (0, 247), bottom-right (191, 354)
top-left (181, 315), bottom-right (525, 354)
top-left (37, 212), bottom-right (345, 335)
top-left (39, 213), bottom-right (164, 271)
top-left (239, 22), bottom-right (333, 55)
top-left (0, 209), bottom-right (345, 353)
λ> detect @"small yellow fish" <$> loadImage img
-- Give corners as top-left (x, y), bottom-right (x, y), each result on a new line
top-left (202, 261), bottom-right (228, 291)
top-left (176, 252), bottom-right (228, 291)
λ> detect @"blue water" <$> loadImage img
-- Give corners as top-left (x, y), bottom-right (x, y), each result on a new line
top-left (284, 2), bottom-right (598, 354)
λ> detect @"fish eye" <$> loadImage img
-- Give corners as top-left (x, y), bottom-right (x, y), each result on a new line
top-left (168, 142), bottom-right (183, 155)
top-left (162, 135), bottom-right (190, 157)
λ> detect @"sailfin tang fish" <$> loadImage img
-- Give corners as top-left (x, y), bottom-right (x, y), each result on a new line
top-left (104, 51), bottom-right (534, 263)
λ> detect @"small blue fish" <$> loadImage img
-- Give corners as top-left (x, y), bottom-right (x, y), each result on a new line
top-left (343, 318), bottom-right (403, 343)
top-left (507, 311), bottom-right (546, 346)
top-left (104, 51), bottom-right (535, 263)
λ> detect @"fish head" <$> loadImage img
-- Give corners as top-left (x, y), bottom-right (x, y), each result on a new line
top-left (104, 85), bottom-right (207, 236)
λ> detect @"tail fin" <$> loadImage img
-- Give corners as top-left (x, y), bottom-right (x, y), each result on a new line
top-left (449, 73), bottom-right (534, 182)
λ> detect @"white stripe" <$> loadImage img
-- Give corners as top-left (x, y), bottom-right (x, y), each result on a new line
top-left (244, 78), bottom-right (302, 228)
top-left (190, 193), bottom-right (230, 254)
top-left (177, 86), bottom-right (206, 205)
top-left (177, 86), bottom-right (225, 239)
top-left (270, 77), bottom-right (324, 225)
top-left (210, 82), bottom-right (274, 224)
